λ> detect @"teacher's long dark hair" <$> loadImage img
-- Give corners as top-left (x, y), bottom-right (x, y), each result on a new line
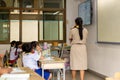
top-left (75, 17), bottom-right (83, 40)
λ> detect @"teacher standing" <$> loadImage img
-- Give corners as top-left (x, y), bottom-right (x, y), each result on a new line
top-left (69, 17), bottom-right (88, 80)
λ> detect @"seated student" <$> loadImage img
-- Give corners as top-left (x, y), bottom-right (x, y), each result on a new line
top-left (31, 41), bottom-right (41, 53)
top-left (10, 40), bottom-right (16, 49)
top-left (9, 40), bottom-right (16, 55)
top-left (22, 43), bottom-right (52, 80)
top-left (0, 67), bottom-right (12, 75)
top-left (9, 41), bottom-right (22, 66)
top-left (15, 41), bottom-right (23, 58)
top-left (31, 41), bottom-right (44, 58)
top-left (16, 41), bottom-right (22, 51)
top-left (31, 41), bottom-right (44, 67)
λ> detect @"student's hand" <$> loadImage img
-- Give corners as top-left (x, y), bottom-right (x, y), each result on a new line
top-left (0, 67), bottom-right (13, 75)
top-left (0, 54), bottom-right (4, 58)
top-left (40, 55), bottom-right (44, 60)
top-left (3, 67), bottom-right (12, 73)
top-left (36, 45), bottom-right (42, 52)
top-left (7, 67), bottom-right (13, 73)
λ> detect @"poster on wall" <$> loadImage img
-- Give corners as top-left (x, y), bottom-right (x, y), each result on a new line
top-left (78, 0), bottom-right (92, 25)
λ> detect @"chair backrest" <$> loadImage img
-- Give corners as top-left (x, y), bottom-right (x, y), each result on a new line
top-left (17, 53), bottom-right (23, 67)
top-left (59, 43), bottom-right (64, 58)
top-left (3, 50), bottom-right (10, 67)
top-left (0, 55), bottom-right (3, 67)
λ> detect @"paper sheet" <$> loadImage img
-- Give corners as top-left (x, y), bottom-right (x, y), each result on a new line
top-left (10, 68), bottom-right (25, 73)
top-left (1, 74), bottom-right (30, 80)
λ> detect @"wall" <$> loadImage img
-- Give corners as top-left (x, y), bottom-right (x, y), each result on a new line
top-left (66, 0), bottom-right (80, 43)
top-left (66, 0), bottom-right (120, 77)
top-left (0, 45), bottom-right (10, 54)
top-left (87, 0), bottom-right (120, 77)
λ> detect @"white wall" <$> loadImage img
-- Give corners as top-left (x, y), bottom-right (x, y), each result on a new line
top-left (66, 0), bottom-right (80, 43)
top-left (0, 0), bottom-right (120, 77)
top-left (87, 0), bottom-right (120, 77)
top-left (0, 45), bottom-right (10, 53)
top-left (66, 0), bottom-right (120, 77)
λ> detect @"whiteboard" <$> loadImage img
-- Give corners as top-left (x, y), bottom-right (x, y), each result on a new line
top-left (97, 0), bottom-right (120, 43)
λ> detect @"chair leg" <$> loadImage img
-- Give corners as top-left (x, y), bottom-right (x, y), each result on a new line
top-left (52, 72), bottom-right (54, 80)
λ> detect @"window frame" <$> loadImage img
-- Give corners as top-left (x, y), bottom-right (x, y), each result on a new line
top-left (0, 0), bottom-right (66, 44)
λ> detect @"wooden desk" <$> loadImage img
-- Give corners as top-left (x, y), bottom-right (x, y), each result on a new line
top-left (21, 67), bottom-right (44, 80)
top-left (40, 57), bottom-right (65, 80)
top-left (0, 67), bottom-right (44, 80)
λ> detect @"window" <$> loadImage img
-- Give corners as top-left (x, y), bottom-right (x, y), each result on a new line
top-left (0, 9), bottom-right (10, 42)
top-left (0, 0), bottom-right (66, 43)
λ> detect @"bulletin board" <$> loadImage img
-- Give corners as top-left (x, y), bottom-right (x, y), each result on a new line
top-left (97, 0), bottom-right (120, 43)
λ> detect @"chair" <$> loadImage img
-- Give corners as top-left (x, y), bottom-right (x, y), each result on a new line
top-left (3, 50), bottom-right (10, 67)
top-left (0, 54), bottom-right (4, 67)
top-left (51, 43), bottom-right (66, 80)
top-left (59, 43), bottom-right (64, 58)
top-left (59, 43), bottom-right (71, 71)
top-left (17, 57), bottom-right (23, 67)
top-left (51, 46), bottom-right (61, 57)
top-left (60, 43), bottom-right (71, 60)
top-left (16, 53), bottom-right (23, 67)
top-left (3, 50), bottom-right (17, 67)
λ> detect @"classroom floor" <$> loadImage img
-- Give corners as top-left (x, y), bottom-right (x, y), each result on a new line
top-left (65, 70), bottom-right (104, 80)
top-left (53, 70), bottom-right (104, 80)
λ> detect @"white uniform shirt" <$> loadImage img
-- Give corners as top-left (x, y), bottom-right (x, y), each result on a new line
top-left (22, 51), bottom-right (41, 70)
top-left (10, 47), bottom-right (21, 60)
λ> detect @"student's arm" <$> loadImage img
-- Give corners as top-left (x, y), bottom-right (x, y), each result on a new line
top-left (0, 67), bottom-right (12, 75)
top-left (39, 55), bottom-right (44, 60)
top-left (0, 54), bottom-right (4, 57)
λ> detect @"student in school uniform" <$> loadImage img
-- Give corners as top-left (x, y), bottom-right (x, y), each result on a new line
top-left (22, 43), bottom-right (52, 80)
top-left (9, 41), bottom-right (22, 66)
top-left (31, 41), bottom-right (42, 55)
top-left (31, 41), bottom-right (44, 66)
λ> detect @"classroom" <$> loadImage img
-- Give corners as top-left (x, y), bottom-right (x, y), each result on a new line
top-left (0, 0), bottom-right (120, 80)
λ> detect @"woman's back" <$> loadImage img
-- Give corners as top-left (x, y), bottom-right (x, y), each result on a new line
top-left (70, 28), bottom-right (88, 44)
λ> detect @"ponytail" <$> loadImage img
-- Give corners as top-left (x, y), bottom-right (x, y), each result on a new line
top-left (75, 17), bottom-right (83, 40)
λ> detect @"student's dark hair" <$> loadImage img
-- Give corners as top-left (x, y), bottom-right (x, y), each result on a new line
top-left (17, 41), bottom-right (22, 45)
top-left (31, 41), bottom-right (39, 49)
top-left (10, 40), bottom-right (16, 53)
top-left (22, 43), bottom-right (33, 53)
top-left (31, 41), bottom-right (37, 49)
top-left (10, 40), bottom-right (16, 47)
top-left (75, 17), bottom-right (83, 40)
top-left (15, 41), bottom-right (22, 48)
top-left (14, 41), bottom-right (22, 54)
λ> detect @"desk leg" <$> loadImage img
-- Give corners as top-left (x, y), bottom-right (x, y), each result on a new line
top-left (63, 67), bottom-right (65, 80)
top-left (42, 65), bottom-right (44, 78)
top-left (57, 70), bottom-right (60, 80)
